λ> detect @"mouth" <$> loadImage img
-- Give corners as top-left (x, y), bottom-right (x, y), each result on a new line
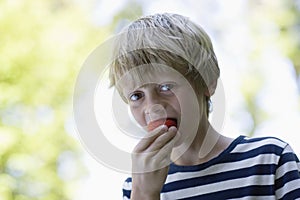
top-left (147, 118), bottom-right (177, 132)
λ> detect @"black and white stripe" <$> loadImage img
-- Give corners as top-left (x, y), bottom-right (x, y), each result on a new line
top-left (123, 136), bottom-right (300, 199)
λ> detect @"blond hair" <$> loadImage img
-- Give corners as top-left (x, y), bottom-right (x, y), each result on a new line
top-left (109, 13), bottom-right (219, 111)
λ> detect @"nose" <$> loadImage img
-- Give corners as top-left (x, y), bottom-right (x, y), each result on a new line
top-left (144, 92), bottom-right (167, 123)
top-left (145, 104), bottom-right (167, 122)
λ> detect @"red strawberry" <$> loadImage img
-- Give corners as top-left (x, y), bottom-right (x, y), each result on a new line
top-left (147, 118), bottom-right (177, 132)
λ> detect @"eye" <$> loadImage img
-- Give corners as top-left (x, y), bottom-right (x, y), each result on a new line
top-left (129, 92), bottom-right (144, 101)
top-left (159, 83), bottom-right (174, 92)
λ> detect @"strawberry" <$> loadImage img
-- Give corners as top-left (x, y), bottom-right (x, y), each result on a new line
top-left (147, 118), bottom-right (177, 132)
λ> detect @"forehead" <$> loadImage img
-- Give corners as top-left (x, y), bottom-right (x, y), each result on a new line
top-left (116, 64), bottom-right (186, 93)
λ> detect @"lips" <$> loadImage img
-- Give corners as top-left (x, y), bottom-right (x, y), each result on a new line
top-left (147, 118), bottom-right (177, 132)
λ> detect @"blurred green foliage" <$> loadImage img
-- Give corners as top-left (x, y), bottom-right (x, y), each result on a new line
top-left (274, 0), bottom-right (300, 78)
top-left (1, 0), bottom-right (299, 198)
top-left (238, 0), bottom-right (300, 136)
top-left (0, 0), bottom-right (111, 199)
top-left (249, 0), bottom-right (300, 86)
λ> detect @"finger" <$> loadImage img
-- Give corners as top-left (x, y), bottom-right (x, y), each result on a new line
top-left (146, 127), bottom-right (177, 152)
top-left (134, 136), bottom-right (177, 172)
top-left (152, 133), bottom-right (178, 169)
top-left (133, 125), bottom-right (168, 153)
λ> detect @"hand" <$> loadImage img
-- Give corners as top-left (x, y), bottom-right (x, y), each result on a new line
top-left (131, 125), bottom-right (178, 200)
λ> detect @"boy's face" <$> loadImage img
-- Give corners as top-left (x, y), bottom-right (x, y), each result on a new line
top-left (117, 65), bottom-right (206, 135)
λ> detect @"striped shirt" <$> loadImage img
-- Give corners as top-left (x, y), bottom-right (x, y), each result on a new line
top-left (122, 135), bottom-right (300, 199)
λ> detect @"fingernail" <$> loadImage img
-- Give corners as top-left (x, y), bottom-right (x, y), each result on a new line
top-left (169, 126), bottom-right (177, 132)
top-left (161, 125), bottom-right (168, 130)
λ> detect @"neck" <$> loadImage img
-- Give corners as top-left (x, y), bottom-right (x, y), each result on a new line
top-left (171, 119), bottom-right (230, 166)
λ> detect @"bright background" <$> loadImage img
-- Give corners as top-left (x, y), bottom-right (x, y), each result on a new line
top-left (1, 0), bottom-right (300, 199)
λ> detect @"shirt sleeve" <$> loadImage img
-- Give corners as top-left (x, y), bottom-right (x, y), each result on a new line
top-left (275, 144), bottom-right (300, 199)
top-left (122, 177), bottom-right (132, 200)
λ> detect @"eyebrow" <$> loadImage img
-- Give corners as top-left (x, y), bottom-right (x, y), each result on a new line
top-left (123, 83), bottom-right (154, 94)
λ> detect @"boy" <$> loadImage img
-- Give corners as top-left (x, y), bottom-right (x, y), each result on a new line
top-left (109, 13), bottom-right (300, 199)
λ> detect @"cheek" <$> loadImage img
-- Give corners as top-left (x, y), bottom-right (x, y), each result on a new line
top-left (182, 89), bottom-right (206, 111)
top-left (129, 106), bottom-right (145, 126)
top-left (169, 96), bottom-right (181, 114)
top-left (176, 90), bottom-right (205, 121)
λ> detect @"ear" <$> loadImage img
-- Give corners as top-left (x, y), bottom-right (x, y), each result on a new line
top-left (205, 80), bottom-right (217, 97)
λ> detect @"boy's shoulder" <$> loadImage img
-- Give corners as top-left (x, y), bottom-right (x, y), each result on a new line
top-left (231, 135), bottom-right (288, 154)
top-left (238, 135), bottom-right (287, 145)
